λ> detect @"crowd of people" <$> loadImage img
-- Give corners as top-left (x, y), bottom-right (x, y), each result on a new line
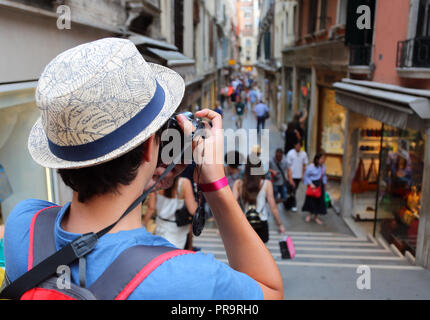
top-left (217, 75), bottom-right (272, 133)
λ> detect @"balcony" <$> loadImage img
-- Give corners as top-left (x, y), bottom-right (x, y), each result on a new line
top-left (397, 37), bottom-right (430, 79)
top-left (348, 44), bottom-right (373, 76)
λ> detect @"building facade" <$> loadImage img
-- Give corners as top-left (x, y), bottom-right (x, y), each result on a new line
top-left (334, 0), bottom-right (430, 270)
top-left (238, 0), bottom-right (258, 69)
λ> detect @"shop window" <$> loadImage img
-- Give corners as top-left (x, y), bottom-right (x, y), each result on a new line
top-left (350, 121), bottom-right (425, 257)
top-left (377, 126), bottom-right (425, 256)
top-left (318, 88), bottom-right (346, 178)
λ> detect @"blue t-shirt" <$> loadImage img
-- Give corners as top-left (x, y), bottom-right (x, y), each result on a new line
top-left (4, 199), bottom-right (263, 300)
top-left (254, 103), bottom-right (269, 117)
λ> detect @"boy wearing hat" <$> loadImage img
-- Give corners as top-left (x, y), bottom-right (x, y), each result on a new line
top-left (2, 38), bottom-right (283, 300)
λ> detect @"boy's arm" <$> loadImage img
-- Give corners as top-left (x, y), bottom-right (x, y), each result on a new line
top-left (178, 110), bottom-right (284, 300)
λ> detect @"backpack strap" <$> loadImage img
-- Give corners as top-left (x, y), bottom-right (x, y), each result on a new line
top-left (89, 246), bottom-right (194, 300)
top-left (28, 206), bottom-right (61, 270)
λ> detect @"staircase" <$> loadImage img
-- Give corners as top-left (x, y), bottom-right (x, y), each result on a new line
top-left (193, 228), bottom-right (420, 270)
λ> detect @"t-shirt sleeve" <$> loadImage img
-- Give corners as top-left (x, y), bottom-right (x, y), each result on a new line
top-left (130, 252), bottom-right (264, 300)
top-left (303, 152), bottom-right (309, 165)
top-left (4, 199), bottom-right (57, 281)
top-left (286, 152), bottom-right (293, 168)
top-left (269, 160), bottom-right (275, 171)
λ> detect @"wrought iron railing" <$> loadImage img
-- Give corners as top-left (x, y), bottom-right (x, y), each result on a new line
top-left (349, 44), bottom-right (373, 66)
top-left (397, 37), bottom-right (430, 68)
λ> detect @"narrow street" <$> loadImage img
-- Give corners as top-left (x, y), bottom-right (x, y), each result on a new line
top-left (197, 106), bottom-right (430, 300)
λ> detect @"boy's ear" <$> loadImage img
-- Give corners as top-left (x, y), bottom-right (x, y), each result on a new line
top-left (142, 135), bottom-right (156, 163)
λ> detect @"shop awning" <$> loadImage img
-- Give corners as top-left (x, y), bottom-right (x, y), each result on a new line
top-left (145, 47), bottom-right (195, 67)
top-left (128, 34), bottom-right (178, 51)
top-left (0, 81), bottom-right (38, 110)
top-left (127, 33), bottom-right (196, 84)
top-left (254, 62), bottom-right (277, 73)
top-left (334, 79), bottom-right (430, 130)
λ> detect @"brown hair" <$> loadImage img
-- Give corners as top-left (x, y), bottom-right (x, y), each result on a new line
top-left (163, 175), bottom-right (180, 199)
top-left (241, 157), bottom-right (266, 205)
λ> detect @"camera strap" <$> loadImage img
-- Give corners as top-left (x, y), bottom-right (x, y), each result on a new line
top-left (0, 140), bottom-right (193, 300)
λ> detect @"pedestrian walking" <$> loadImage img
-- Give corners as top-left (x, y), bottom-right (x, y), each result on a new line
top-left (225, 151), bottom-right (244, 189)
top-left (220, 87), bottom-right (227, 108)
top-left (253, 100), bottom-right (269, 134)
top-left (2, 38), bottom-right (283, 300)
top-left (233, 158), bottom-right (286, 243)
top-left (241, 88), bottom-right (248, 113)
top-left (302, 153), bottom-right (327, 225)
top-left (268, 149), bottom-right (289, 205)
top-left (234, 97), bottom-right (245, 129)
top-left (143, 176), bottom-right (197, 249)
top-left (286, 141), bottom-right (308, 212)
top-left (248, 86), bottom-right (259, 109)
top-left (284, 121), bottom-right (300, 155)
top-left (214, 100), bottom-right (223, 117)
top-left (293, 110), bottom-right (308, 148)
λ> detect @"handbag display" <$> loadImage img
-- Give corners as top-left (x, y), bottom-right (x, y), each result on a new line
top-left (366, 158), bottom-right (379, 191)
top-left (351, 158), bottom-right (368, 194)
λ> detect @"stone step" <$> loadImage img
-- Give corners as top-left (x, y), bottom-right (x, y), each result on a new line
top-left (195, 238), bottom-right (379, 247)
top-left (215, 258), bottom-right (423, 270)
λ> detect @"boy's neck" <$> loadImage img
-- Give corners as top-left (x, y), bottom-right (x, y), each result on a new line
top-left (61, 175), bottom-right (147, 235)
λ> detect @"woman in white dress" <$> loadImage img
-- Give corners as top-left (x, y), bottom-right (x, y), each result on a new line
top-left (143, 176), bottom-right (197, 249)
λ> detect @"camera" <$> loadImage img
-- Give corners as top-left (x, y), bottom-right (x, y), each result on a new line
top-left (157, 112), bottom-right (206, 166)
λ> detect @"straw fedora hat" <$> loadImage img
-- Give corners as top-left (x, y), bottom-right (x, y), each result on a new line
top-left (28, 37), bottom-right (185, 169)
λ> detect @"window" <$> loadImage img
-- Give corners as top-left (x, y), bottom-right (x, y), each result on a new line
top-left (416, 0), bottom-right (430, 37)
top-left (246, 39), bottom-right (252, 47)
top-left (337, 0), bottom-right (348, 25)
top-left (174, 0), bottom-right (184, 53)
top-left (307, 0), bottom-right (318, 34)
top-left (264, 32), bottom-right (271, 59)
top-left (319, 0), bottom-right (328, 30)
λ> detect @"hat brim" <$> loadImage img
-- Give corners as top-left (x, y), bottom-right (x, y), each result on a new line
top-left (28, 63), bottom-right (185, 169)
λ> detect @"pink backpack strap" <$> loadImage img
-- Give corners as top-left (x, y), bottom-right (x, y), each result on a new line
top-left (28, 206), bottom-right (62, 270)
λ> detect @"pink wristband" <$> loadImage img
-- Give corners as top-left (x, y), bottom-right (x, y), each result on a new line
top-left (199, 176), bottom-right (228, 193)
